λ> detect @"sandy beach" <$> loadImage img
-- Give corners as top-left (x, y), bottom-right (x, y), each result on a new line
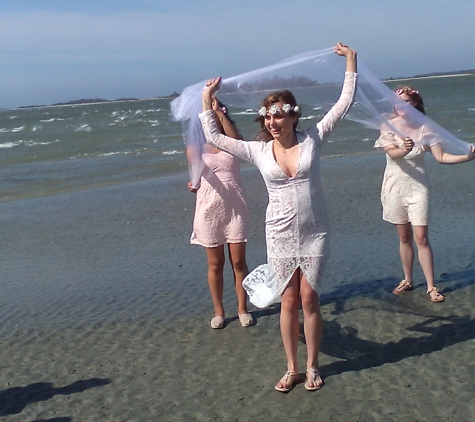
top-left (1, 152), bottom-right (475, 421)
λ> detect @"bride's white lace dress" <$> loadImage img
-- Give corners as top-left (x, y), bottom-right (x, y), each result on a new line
top-left (199, 72), bottom-right (357, 307)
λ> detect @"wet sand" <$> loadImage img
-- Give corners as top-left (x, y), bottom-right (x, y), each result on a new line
top-left (1, 153), bottom-right (474, 421)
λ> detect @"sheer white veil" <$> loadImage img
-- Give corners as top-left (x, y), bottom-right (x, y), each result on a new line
top-left (171, 47), bottom-right (473, 187)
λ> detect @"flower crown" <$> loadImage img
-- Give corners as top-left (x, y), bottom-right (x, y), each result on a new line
top-left (396, 88), bottom-right (419, 96)
top-left (258, 103), bottom-right (300, 116)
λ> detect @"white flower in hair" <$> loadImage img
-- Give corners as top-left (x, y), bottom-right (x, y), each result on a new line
top-left (282, 104), bottom-right (292, 113)
top-left (259, 103), bottom-right (300, 116)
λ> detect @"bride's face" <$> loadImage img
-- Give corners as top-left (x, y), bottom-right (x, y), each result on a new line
top-left (264, 102), bottom-right (297, 140)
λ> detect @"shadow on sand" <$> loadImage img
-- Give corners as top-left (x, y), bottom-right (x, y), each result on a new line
top-left (320, 265), bottom-right (475, 377)
top-left (0, 378), bottom-right (110, 417)
top-left (287, 265), bottom-right (475, 378)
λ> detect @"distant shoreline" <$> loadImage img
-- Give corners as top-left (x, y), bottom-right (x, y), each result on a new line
top-left (6, 70), bottom-right (475, 111)
top-left (15, 93), bottom-right (180, 110)
top-left (384, 72), bottom-right (475, 83)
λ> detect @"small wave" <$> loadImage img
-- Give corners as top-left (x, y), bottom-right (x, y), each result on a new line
top-left (25, 140), bottom-right (58, 147)
top-left (162, 150), bottom-right (181, 155)
top-left (0, 126), bottom-right (26, 133)
top-left (40, 118), bottom-right (64, 122)
top-left (154, 134), bottom-right (182, 140)
top-left (300, 115), bottom-right (316, 120)
top-left (75, 124), bottom-right (92, 132)
top-left (32, 125), bottom-right (43, 132)
top-left (0, 142), bottom-right (18, 148)
top-left (98, 151), bottom-right (127, 157)
top-left (234, 109), bottom-right (256, 115)
top-left (469, 108), bottom-right (475, 111)
top-left (70, 150), bottom-right (131, 159)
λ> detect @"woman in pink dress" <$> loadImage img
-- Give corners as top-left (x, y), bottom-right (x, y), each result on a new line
top-left (188, 97), bottom-right (252, 329)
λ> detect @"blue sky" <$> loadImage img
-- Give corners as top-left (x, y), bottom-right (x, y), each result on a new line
top-left (1, 0), bottom-right (474, 108)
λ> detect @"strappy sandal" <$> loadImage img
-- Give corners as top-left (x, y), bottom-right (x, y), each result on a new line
top-left (275, 370), bottom-right (299, 393)
top-left (427, 287), bottom-right (445, 303)
top-left (304, 368), bottom-right (324, 391)
top-left (392, 280), bottom-right (414, 295)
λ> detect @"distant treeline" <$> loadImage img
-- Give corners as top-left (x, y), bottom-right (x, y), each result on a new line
top-left (50, 93), bottom-right (180, 106)
top-left (52, 98), bottom-right (136, 106)
top-left (15, 68), bottom-right (473, 111)
top-left (17, 94), bottom-right (180, 109)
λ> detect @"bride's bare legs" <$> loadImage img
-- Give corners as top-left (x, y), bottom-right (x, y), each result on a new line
top-left (396, 223), bottom-right (414, 283)
top-left (276, 272), bottom-right (300, 389)
top-left (300, 274), bottom-right (324, 389)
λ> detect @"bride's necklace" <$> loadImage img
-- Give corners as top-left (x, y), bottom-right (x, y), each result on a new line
top-left (279, 138), bottom-right (297, 153)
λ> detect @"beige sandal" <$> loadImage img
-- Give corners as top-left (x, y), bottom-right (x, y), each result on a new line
top-left (427, 287), bottom-right (445, 303)
top-left (304, 368), bottom-right (324, 391)
top-left (238, 313), bottom-right (253, 327)
top-left (275, 371), bottom-right (299, 393)
top-left (392, 280), bottom-right (414, 295)
top-left (210, 316), bottom-right (225, 329)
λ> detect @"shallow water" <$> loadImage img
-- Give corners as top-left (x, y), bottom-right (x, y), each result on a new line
top-left (1, 74), bottom-right (473, 201)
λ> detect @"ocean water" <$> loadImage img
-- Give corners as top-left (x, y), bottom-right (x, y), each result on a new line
top-left (1, 74), bottom-right (474, 202)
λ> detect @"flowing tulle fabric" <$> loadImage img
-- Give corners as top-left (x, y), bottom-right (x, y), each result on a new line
top-left (171, 47), bottom-right (473, 187)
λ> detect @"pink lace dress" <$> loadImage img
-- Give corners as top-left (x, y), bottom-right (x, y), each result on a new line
top-left (190, 150), bottom-right (249, 247)
top-left (199, 72), bottom-right (357, 307)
